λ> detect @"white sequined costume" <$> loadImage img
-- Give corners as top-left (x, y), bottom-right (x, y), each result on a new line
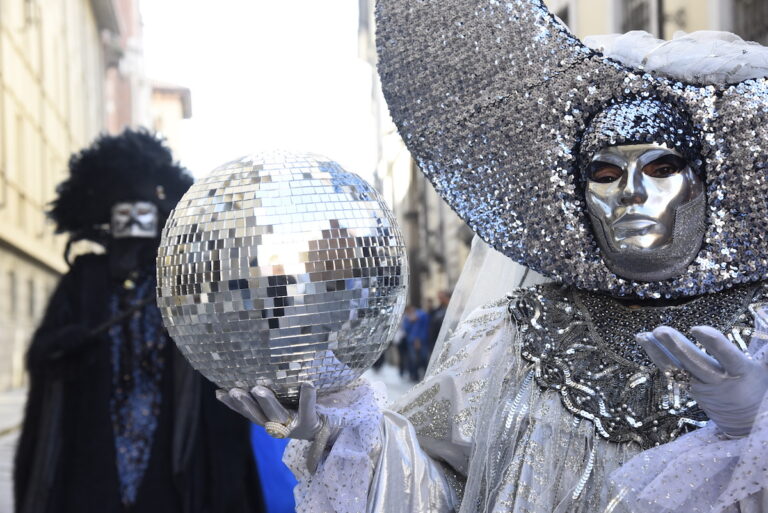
top-left (284, 280), bottom-right (768, 512)
top-left (283, 29), bottom-right (768, 513)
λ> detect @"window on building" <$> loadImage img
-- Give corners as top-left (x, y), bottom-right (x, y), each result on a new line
top-left (734, 0), bottom-right (768, 44)
top-left (621, 0), bottom-right (656, 34)
top-left (28, 278), bottom-right (35, 318)
top-left (15, 114), bottom-right (26, 229)
top-left (8, 271), bottom-right (16, 316)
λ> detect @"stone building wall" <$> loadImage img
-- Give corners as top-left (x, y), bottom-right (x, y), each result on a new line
top-left (0, 0), bottom-right (119, 390)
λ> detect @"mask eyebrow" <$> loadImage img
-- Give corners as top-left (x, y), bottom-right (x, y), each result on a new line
top-left (591, 152), bottom-right (626, 168)
top-left (643, 153), bottom-right (687, 168)
top-left (635, 148), bottom-right (683, 168)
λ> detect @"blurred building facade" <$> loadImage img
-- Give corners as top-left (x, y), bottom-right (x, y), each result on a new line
top-left (359, 0), bottom-right (768, 310)
top-left (150, 81), bottom-right (192, 156)
top-left (0, 0), bottom-right (155, 391)
top-left (548, 0), bottom-right (768, 41)
top-left (105, 0), bottom-right (151, 132)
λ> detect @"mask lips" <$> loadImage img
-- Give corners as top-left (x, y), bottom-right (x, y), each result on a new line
top-left (587, 191), bottom-right (707, 282)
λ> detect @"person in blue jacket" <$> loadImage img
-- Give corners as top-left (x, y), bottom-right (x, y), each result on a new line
top-left (402, 305), bottom-right (430, 382)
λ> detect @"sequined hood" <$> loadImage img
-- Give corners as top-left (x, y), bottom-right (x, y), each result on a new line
top-left (376, 0), bottom-right (768, 298)
top-left (577, 97), bottom-right (703, 179)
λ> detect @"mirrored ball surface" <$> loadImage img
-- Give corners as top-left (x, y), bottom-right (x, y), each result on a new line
top-left (157, 152), bottom-right (408, 403)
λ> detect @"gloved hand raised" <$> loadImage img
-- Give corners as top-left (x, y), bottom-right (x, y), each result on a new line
top-left (216, 382), bottom-right (324, 441)
top-left (637, 325), bottom-right (768, 437)
top-left (217, 380), bottom-right (382, 475)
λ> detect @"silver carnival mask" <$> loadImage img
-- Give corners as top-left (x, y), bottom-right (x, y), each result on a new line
top-left (586, 144), bottom-right (706, 282)
top-left (377, 1), bottom-right (768, 298)
top-left (110, 201), bottom-right (159, 239)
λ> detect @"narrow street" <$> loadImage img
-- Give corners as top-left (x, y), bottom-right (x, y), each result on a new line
top-left (0, 389), bottom-right (26, 513)
top-left (363, 362), bottom-right (416, 405)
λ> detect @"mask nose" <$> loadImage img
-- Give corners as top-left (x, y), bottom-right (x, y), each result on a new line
top-left (619, 166), bottom-right (647, 206)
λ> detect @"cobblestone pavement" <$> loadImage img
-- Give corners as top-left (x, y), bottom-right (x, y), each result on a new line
top-left (363, 363), bottom-right (415, 405)
top-left (0, 388), bottom-right (27, 513)
top-left (0, 431), bottom-right (18, 513)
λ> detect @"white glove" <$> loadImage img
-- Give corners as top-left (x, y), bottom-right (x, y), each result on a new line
top-left (637, 325), bottom-right (768, 437)
top-left (219, 383), bottom-right (344, 473)
top-left (216, 382), bottom-right (326, 440)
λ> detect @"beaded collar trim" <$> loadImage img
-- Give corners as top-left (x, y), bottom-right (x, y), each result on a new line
top-left (377, 0), bottom-right (768, 298)
top-left (508, 282), bottom-right (766, 448)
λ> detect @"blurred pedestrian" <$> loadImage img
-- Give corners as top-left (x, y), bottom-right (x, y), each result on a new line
top-left (14, 130), bottom-right (264, 513)
top-left (402, 304), bottom-right (430, 381)
top-left (395, 325), bottom-right (408, 377)
top-left (427, 290), bottom-right (451, 353)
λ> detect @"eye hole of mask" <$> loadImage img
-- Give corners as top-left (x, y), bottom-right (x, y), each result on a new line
top-left (587, 162), bottom-right (622, 183)
top-left (642, 154), bottom-right (687, 178)
top-left (587, 154), bottom-right (688, 183)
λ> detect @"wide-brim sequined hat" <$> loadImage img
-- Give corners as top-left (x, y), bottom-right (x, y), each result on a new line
top-left (376, 0), bottom-right (768, 298)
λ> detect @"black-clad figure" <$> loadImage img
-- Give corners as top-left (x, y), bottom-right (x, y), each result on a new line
top-left (14, 130), bottom-right (264, 513)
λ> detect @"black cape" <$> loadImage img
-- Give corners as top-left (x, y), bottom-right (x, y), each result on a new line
top-left (14, 254), bottom-right (264, 513)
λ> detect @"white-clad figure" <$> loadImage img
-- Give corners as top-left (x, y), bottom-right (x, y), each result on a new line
top-left (219, 2), bottom-right (768, 512)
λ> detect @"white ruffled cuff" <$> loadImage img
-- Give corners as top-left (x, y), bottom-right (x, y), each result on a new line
top-left (283, 379), bottom-right (387, 513)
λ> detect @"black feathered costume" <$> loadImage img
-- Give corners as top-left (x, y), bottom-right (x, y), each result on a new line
top-left (14, 130), bottom-right (264, 513)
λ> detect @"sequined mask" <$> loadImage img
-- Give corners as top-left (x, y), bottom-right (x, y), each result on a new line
top-left (111, 201), bottom-right (159, 239)
top-left (585, 144), bottom-right (706, 281)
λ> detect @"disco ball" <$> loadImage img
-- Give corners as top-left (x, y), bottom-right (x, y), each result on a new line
top-left (156, 152), bottom-right (408, 404)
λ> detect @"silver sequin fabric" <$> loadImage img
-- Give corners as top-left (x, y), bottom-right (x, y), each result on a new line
top-left (509, 281), bottom-right (766, 448)
top-left (157, 152), bottom-right (408, 403)
top-left (376, 0), bottom-right (768, 298)
top-left (578, 98), bottom-right (702, 177)
top-left (353, 293), bottom-right (767, 512)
